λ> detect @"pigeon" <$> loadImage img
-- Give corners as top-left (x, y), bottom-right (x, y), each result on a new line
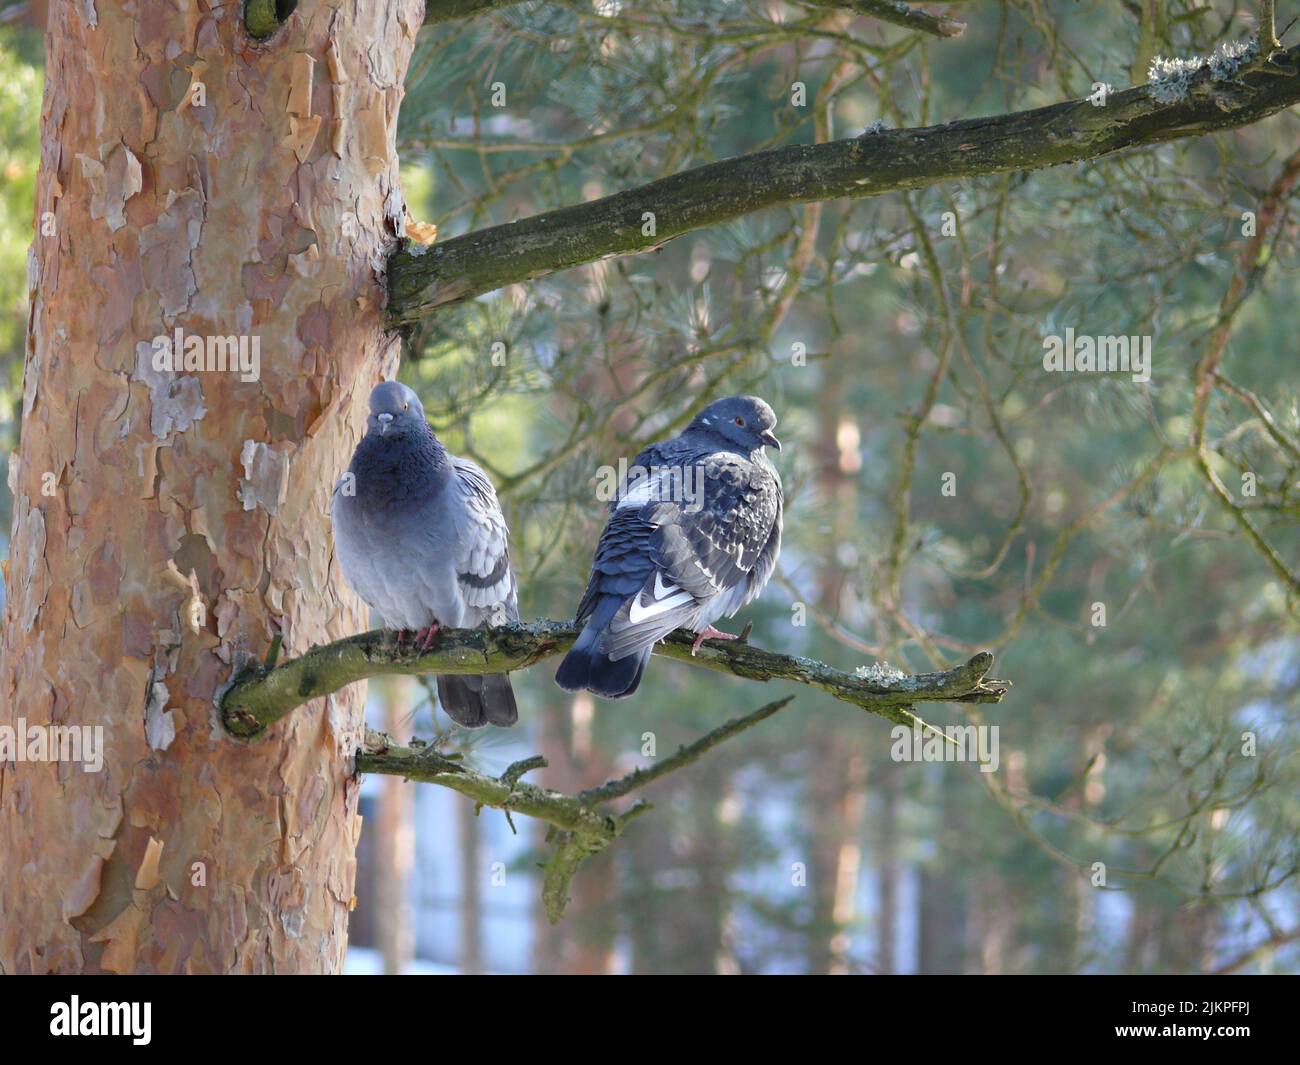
top-left (555, 395), bottom-right (784, 700)
top-left (331, 381), bottom-right (519, 728)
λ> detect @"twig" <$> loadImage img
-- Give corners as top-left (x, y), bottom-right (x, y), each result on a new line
top-left (578, 695), bottom-right (796, 804)
top-left (803, 0), bottom-right (966, 38)
top-left (357, 696), bottom-right (801, 920)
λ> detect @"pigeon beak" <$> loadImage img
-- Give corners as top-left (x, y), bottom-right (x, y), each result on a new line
top-left (377, 412), bottom-right (394, 435)
top-left (760, 430), bottom-right (782, 451)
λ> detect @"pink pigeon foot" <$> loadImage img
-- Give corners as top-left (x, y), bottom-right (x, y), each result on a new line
top-left (415, 623), bottom-right (441, 653)
top-left (691, 625), bottom-right (739, 656)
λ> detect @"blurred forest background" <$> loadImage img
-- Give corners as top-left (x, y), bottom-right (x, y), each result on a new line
top-left (2, 1), bottom-right (1298, 973)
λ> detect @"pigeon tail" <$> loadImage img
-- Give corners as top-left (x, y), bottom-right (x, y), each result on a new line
top-left (554, 619), bottom-right (598, 693)
top-left (588, 644), bottom-right (652, 699)
top-left (555, 621), bottom-right (652, 700)
top-left (553, 643), bottom-right (592, 694)
top-left (437, 673), bottom-right (518, 728)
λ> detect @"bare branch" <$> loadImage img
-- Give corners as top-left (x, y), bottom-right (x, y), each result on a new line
top-left (357, 697), bottom-right (794, 920)
top-left (803, 0), bottom-right (966, 38)
top-left (1212, 924), bottom-right (1300, 974)
top-left (220, 619), bottom-right (1010, 738)
top-left (1260, 1), bottom-right (1280, 53)
top-left (387, 42), bottom-right (1300, 321)
top-left (1190, 146), bottom-right (1300, 597)
top-left (577, 695), bottom-right (796, 804)
top-left (358, 727), bottom-right (621, 836)
top-left (418, 0), bottom-right (978, 32)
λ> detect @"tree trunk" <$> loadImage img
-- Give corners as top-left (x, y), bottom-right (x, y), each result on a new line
top-left (0, 1), bottom-right (422, 973)
top-left (456, 786), bottom-right (484, 975)
top-left (804, 373), bottom-right (867, 975)
top-left (875, 768), bottom-right (900, 973)
top-left (374, 679), bottom-right (415, 975)
top-left (804, 744), bottom-right (866, 974)
top-left (917, 773), bottom-right (968, 973)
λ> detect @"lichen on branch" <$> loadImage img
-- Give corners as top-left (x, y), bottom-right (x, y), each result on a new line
top-left (222, 621), bottom-right (1008, 919)
top-left (220, 618), bottom-right (1010, 737)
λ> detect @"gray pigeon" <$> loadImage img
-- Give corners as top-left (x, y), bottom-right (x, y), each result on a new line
top-left (332, 381), bottom-right (519, 727)
top-left (556, 395), bottom-right (783, 700)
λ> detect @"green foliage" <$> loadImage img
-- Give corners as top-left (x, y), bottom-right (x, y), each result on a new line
top-left (395, 0), bottom-right (1300, 973)
top-left (0, 26), bottom-right (41, 536)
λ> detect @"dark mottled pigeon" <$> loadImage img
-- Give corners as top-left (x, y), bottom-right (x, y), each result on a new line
top-left (556, 395), bottom-right (784, 700)
top-left (332, 381), bottom-right (519, 727)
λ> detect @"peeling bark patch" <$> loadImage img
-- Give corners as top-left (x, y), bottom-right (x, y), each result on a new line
top-left (286, 53), bottom-right (314, 116)
top-left (134, 837), bottom-right (164, 891)
top-left (89, 905), bottom-right (142, 974)
top-left (287, 53), bottom-right (322, 162)
top-left (145, 677), bottom-right (176, 751)
top-left (173, 533), bottom-right (218, 601)
top-left (77, 145), bottom-right (141, 232)
top-left (154, 378), bottom-right (206, 439)
top-left (135, 342), bottom-right (207, 439)
top-left (20, 316), bottom-right (40, 418)
top-left (17, 508), bottom-right (48, 633)
top-left (238, 440), bottom-right (289, 514)
top-left (62, 855), bottom-right (106, 922)
top-left (140, 189), bottom-right (204, 319)
top-left (267, 866), bottom-right (309, 939)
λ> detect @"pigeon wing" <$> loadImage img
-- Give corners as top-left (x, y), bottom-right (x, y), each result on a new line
top-left (572, 437), bottom-right (676, 626)
top-left (451, 457), bottom-right (518, 623)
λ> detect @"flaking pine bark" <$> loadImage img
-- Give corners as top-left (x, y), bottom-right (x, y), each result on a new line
top-left (0, 2), bottom-right (425, 974)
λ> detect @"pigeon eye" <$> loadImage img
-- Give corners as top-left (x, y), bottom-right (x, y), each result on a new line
top-left (403, 402), bottom-right (409, 411)
top-left (734, 416), bottom-right (746, 427)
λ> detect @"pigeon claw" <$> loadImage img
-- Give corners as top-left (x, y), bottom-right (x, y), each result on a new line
top-left (415, 623), bottom-right (441, 654)
top-left (691, 625), bottom-right (739, 656)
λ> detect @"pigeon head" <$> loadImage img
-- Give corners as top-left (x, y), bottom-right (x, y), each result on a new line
top-left (688, 395), bottom-right (781, 453)
top-left (366, 381), bottom-right (427, 440)
top-left (348, 380), bottom-right (448, 501)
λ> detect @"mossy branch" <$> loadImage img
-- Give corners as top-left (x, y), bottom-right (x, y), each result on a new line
top-left (228, 620), bottom-right (1008, 920)
top-left (244, 627), bottom-right (1006, 921)
top-left (387, 41), bottom-right (1300, 320)
top-left (220, 619), bottom-right (1010, 738)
